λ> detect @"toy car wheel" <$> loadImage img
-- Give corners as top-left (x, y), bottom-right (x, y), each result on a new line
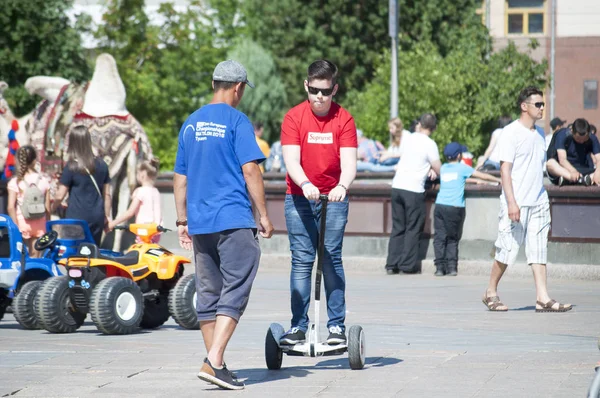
top-left (140, 294), bottom-right (170, 329)
top-left (90, 277), bottom-right (143, 335)
top-left (34, 276), bottom-right (86, 333)
top-left (168, 274), bottom-right (199, 330)
top-left (265, 326), bottom-right (283, 370)
top-left (0, 289), bottom-right (9, 321)
top-left (13, 280), bottom-right (43, 329)
top-left (348, 325), bottom-right (366, 370)
top-left (34, 230), bottom-right (58, 252)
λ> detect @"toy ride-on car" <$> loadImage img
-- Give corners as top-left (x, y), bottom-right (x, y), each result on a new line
top-left (0, 215), bottom-right (61, 329)
top-left (0, 217), bottom-right (111, 330)
top-left (35, 223), bottom-right (199, 335)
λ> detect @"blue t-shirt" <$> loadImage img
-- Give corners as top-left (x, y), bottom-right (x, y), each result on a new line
top-left (553, 128), bottom-right (600, 169)
top-left (435, 162), bottom-right (474, 208)
top-left (174, 103), bottom-right (266, 234)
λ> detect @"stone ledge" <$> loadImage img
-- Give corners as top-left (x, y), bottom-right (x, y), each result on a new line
top-left (257, 253), bottom-right (600, 281)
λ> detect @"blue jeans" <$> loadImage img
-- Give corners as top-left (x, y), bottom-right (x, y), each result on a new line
top-left (284, 194), bottom-right (348, 332)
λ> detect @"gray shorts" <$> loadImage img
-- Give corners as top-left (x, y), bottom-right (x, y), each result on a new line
top-left (192, 228), bottom-right (261, 322)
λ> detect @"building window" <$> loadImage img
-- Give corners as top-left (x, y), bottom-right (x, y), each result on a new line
top-left (584, 80), bottom-right (598, 110)
top-left (505, 0), bottom-right (546, 35)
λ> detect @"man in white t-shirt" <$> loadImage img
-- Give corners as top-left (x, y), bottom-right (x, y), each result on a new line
top-left (386, 113), bottom-right (441, 274)
top-left (482, 86), bottom-right (572, 313)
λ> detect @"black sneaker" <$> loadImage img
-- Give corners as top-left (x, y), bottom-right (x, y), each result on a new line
top-left (280, 327), bottom-right (306, 345)
top-left (326, 325), bottom-right (346, 345)
top-left (386, 265), bottom-right (399, 275)
top-left (197, 357), bottom-right (244, 390)
top-left (447, 269), bottom-right (458, 276)
top-left (558, 176), bottom-right (565, 187)
top-left (434, 268), bottom-right (445, 276)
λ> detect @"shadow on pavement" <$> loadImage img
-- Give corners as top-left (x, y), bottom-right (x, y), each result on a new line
top-left (235, 356), bottom-right (403, 386)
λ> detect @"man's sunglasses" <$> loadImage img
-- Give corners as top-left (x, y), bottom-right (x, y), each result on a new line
top-left (526, 101), bottom-right (545, 109)
top-left (307, 86), bottom-right (335, 96)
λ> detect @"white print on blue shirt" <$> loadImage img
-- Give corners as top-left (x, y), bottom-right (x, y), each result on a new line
top-left (195, 121), bottom-right (226, 141)
top-left (440, 172), bottom-right (458, 183)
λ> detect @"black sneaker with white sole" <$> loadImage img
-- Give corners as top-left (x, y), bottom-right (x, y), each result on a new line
top-left (326, 325), bottom-right (346, 345)
top-left (197, 357), bottom-right (244, 390)
top-left (280, 327), bottom-right (306, 345)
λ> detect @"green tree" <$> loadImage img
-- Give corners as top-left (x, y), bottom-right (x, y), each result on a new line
top-left (241, 0), bottom-right (487, 107)
top-left (0, 0), bottom-right (90, 115)
top-left (347, 40), bottom-right (547, 156)
top-left (227, 39), bottom-right (287, 143)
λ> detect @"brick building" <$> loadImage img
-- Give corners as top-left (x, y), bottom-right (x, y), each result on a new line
top-left (481, 0), bottom-right (600, 131)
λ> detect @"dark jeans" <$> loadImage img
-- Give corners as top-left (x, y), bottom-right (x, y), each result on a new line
top-left (284, 194), bottom-right (348, 332)
top-left (386, 188), bottom-right (426, 273)
top-left (433, 204), bottom-right (466, 272)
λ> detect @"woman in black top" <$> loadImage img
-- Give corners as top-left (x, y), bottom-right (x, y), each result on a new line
top-left (52, 125), bottom-right (112, 245)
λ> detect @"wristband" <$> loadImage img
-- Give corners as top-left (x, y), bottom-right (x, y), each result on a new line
top-left (300, 180), bottom-right (312, 188)
top-left (176, 219), bottom-right (188, 227)
top-left (337, 184), bottom-right (347, 191)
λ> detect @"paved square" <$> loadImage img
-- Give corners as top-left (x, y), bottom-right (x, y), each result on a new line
top-left (1, 262), bottom-right (598, 397)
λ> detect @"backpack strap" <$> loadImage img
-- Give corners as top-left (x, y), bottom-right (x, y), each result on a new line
top-left (83, 166), bottom-right (102, 198)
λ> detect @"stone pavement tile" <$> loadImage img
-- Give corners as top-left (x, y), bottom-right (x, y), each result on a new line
top-left (10, 385), bottom-right (98, 397)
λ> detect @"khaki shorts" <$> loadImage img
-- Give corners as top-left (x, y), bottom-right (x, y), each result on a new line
top-left (494, 201), bottom-right (551, 266)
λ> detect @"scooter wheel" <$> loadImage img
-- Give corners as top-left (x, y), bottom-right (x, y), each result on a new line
top-left (348, 325), bottom-right (366, 370)
top-left (265, 327), bottom-right (283, 370)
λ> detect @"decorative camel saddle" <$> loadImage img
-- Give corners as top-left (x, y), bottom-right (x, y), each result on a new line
top-left (28, 81), bottom-right (152, 181)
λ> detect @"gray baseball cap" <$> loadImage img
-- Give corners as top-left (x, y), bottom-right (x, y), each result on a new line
top-left (212, 60), bottom-right (255, 88)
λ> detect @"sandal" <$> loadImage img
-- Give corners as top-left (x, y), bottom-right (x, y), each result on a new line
top-left (482, 295), bottom-right (508, 311)
top-left (535, 299), bottom-right (572, 313)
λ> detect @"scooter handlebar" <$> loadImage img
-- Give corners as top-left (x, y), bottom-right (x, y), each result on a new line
top-left (319, 194), bottom-right (328, 201)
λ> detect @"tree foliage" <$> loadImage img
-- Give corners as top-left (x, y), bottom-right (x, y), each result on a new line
top-left (241, 0), bottom-right (489, 108)
top-left (227, 39), bottom-right (287, 143)
top-left (0, 0), bottom-right (90, 115)
top-left (347, 40), bottom-right (548, 156)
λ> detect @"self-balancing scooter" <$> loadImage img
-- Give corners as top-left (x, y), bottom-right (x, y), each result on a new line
top-left (265, 194), bottom-right (366, 370)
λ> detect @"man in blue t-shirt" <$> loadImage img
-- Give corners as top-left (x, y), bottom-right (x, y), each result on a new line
top-left (433, 142), bottom-right (501, 276)
top-left (546, 118), bottom-right (600, 186)
top-left (173, 59), bottom-right (274, 391)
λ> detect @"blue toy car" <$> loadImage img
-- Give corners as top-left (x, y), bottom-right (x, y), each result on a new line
top-left (0, 216), bottom-right (119, 329)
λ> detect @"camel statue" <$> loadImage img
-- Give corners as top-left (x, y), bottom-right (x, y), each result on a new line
top-left (0, 53), bottom-right (153, 251)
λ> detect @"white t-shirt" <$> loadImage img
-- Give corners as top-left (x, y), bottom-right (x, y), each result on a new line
top-left (488, 128), bottom-right (503, 163)
top-left (497, 120), bottom-right (548, 207)
top-left (392, 132), bottom-right (439, 193)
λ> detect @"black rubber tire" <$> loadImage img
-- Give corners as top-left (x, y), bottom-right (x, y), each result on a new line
top-left (13, 280), bottom-right (43, 329)
top-left (140, 294), bottom-right (170, 329)
top-left (168, 274), bottom-right (199, 330)
top-left (34, 276), bottom-right (86, 333)
top-left (348, 325), bottom-right (366, 370)
top-left (588, 368), bottom-right (600, 398)
top-left (265, 327), bottom-right (283, 370)
top-left (0, 289), bottom-right (9, 321)
top-left (89, 277), bottom-right (143, 335)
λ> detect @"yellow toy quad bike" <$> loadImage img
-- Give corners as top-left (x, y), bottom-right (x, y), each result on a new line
top-left (35, 224), bottom-right (200, 335)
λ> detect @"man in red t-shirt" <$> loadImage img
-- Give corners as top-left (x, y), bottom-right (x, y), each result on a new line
top-left (279, 60), bottom-right (357, 346)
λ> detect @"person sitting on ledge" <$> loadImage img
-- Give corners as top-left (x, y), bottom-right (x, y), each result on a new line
top-left (356, 129), bottom-right (396, 172)
top-left (546, 118), bottom-right (600, 186)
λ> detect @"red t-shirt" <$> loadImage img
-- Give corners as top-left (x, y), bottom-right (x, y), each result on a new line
top-left (281, 101), bottom-right (357, 195)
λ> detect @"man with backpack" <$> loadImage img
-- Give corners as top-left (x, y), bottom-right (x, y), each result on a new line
top-left (546, 118), bottom-right (600, 186)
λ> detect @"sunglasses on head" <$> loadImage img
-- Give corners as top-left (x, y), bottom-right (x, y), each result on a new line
top-left (307, 85), bottom-right (335, 96)
top-left (527, 101), bottom-right (545, 109)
